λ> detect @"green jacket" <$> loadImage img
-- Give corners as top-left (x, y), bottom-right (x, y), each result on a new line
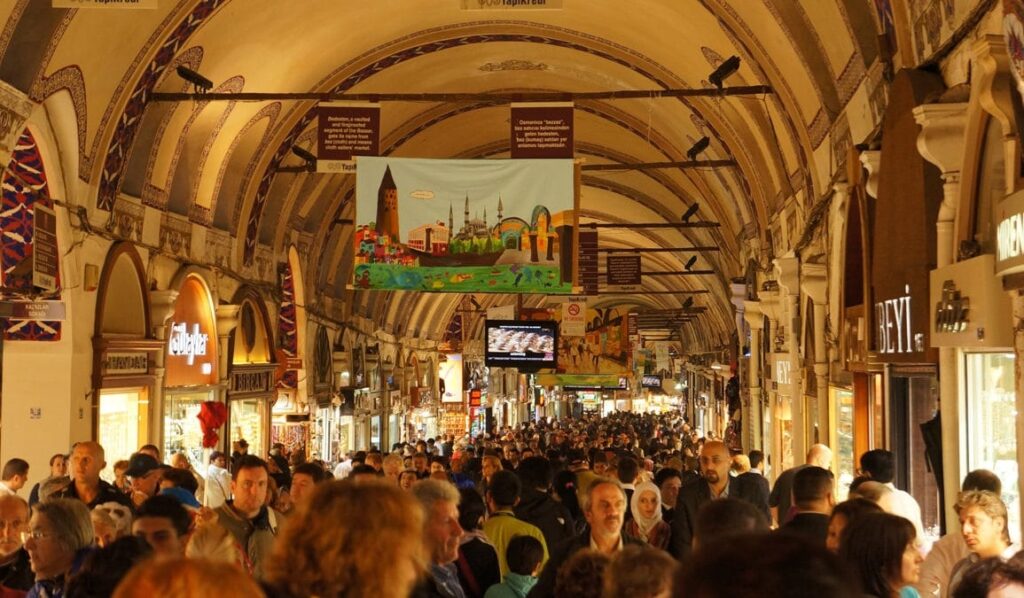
top-left (484, 573), bottom-right (537, 598)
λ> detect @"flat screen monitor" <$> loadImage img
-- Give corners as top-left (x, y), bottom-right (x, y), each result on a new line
top-left (641, 374), bottom-right (662, 389)
top-left (485, 320), bottom-right (557, 370)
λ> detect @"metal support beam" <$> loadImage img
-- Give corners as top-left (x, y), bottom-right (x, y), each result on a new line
top-left (599, 247), bottom-right (720, 253)
top-left (278, 161), bottom-right (735, 174)
top-left (597, 270), bottom-right (714, 276)
top-left (581, 222), bottom-right (720, 229)
top-left (150, 85), bottom-right (773, 103)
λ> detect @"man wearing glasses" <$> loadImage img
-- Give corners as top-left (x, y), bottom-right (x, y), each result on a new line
top-left (670, 440), bottom-right (769, 560)
top-left (0, 495), bottom-right (32, 591)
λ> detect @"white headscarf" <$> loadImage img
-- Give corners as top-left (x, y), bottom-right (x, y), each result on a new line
top-left (630, 481), bottom-right (664, 537)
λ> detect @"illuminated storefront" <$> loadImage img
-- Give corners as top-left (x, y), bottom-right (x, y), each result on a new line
top-left (162, 274), bottom-right (220, 467)
top-left (226, 291), bottom-right (276, 457)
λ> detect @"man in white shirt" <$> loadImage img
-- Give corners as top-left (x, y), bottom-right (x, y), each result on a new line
top-left (203, 451), bottom-right (231, 509)
top-left (860, 449), bottom-right (925, 539)
top-left (333, 453), bottom-right (353, 479)
top-left (0, 460), bottom-right (28, 497)
top-left (915, 469), bottom-right (1002, 598)
top-left (947, 490), bottom-right (1018, 595)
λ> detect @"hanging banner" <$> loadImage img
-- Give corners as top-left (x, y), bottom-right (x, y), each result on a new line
top-left (605, 254), bottom-right (641, 291)
top-left (510, 103), bottom-right (574, 159)
top-left (561, 297), bottom-right (586, 337)
top-left (438, 354), bottom-right (464, 403)
top-left (354, 157), bottom-right (576, 293)
top-left (317, 102), bottom-right (380, 173)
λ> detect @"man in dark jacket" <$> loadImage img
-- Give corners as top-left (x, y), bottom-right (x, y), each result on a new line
top-left (514, 457), bottom-right (575, 550)
top-left (0, 495), bottom-right (34, 591)
top-left (670, 440), bottom-right (769, 560)
top-left (528, 479), bottom-right (643, 597)
top-left (778, 466), bottom-right (834, 547)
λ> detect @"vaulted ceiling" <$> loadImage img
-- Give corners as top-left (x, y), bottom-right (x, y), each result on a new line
top-left (1, 0), bottom-right (884, 350)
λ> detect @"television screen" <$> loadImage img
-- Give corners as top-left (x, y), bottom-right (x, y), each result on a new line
top-left (641, 375), bottom-right (662, 389)
top-left (485, 320), bottom-right (557, 370)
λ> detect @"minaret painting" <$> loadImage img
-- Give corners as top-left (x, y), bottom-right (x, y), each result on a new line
top-left (375, 165), bottom-right (400, 241)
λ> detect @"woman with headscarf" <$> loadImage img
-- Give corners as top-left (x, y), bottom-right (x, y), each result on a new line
top-left (624, 481), bottom-right (671, 550)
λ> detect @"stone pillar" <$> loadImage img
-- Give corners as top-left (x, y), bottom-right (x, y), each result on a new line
top-left (731, 281), bottom-right (747, 446)
top-left (775, 254), bottom-right (804, 462)
top-left (914, 99), bottom-right (967, 529)
top-left (149, 290), bottom-right (179, 452)
top-left (743, 300), bottom-right (764, 451)
top-left (801, 262), bottom-right (829, 446)
top-left (215, 304), bottom-right (241, 405)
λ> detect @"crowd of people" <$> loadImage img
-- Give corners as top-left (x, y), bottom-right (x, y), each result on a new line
top-left (0, 411), bottom-right (1018, 597)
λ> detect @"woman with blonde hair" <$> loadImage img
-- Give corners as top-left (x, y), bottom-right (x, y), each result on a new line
top-left (261, 479), bottom-right (428, 598)
top-left (112, 557), bottom-right (263, 598)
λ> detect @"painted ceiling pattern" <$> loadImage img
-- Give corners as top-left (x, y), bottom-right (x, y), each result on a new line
top-left (0, 0), bottom-right (949, 351)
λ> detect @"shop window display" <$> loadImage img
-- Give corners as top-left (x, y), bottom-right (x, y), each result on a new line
top-left (164, 391), bottom-right (210, 467)
top-left (230, 399), bottom-right (264, 458)
top-left (99, 389), bottom-right (146, 480)
top-left (965, 352), bottom-right (1019, 542)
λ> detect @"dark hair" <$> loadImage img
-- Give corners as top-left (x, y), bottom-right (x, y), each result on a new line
top-left (65, 536), bottom-right (151, 598)
top-left (859, 450), bottom-right (895, 483)
top-left (506, 535), bottom-right (544, 576)
top-left (488, 470), bottom-right (522, 508)
top-left (517, 457), bottom-right (553, 490)
top-left (136, 495), bottom-right (192, 537)
top-left (963, 469), bottom-right (1002, 494)
top-left (952, 557), bottom-right (1004, 598)
top-left (555, 549), bottom-right (611, 598)
top-left (748, 450), bottom-right (764, 469)
top-left (49, 454), bottom-right (65, 467)
top-left (350, 464), bottom-right (379, 477)
top-left (839, 512), bottom-right (916, 598)
top-left (676, 532), bottom-right (859, 598)
top-left (828, 498), bottom-right (883, 546)
top-left (293, 463), bottom-right (327, 484)
top-left (139, 444), bottom-right (160, 457)
top-left (458, 488), bottom-right (487, 531)
top-left (617, 457), bottom-right (639, 484)
top-left (988, 555), bottom-right (1024, 595)
top-left (1, 458), bottom-right (28, 481)
top-left (160, 467), bottom-right (198, 494)
top-left (654, 467), bottom-right (682, 488)
top-left (209, 451), bottom-right (225, 464)
top-left (792, 466), bottom-right (834, 507)
top-left (693, 498), bottom-right (769, 548)
top-left (231, 455), bottom-right (269, 480)
top-left (553, 470), bottom-right (582, 520)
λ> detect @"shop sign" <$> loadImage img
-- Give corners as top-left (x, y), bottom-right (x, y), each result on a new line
top-left (934, 281), bottom-right (968, 333)
top-left (103, 352), bottom-right (148, 375)
top-left (317, 102), bottom-right (380, 173)
top-left (462, 0), bottom-right (563, 9)
top-left (231, 369), bottom-right (273, 395)
top-left (875, 285), bottom-right (922, 355)
top-left (167, 322), bottom-right (209, 365)
top-left (996, 190), bottom-right (1024, 276)
top-left (0, 301), bottom-right (66, 320)
top-left (930, 254), bottom-right (1012, 348)
top-left (773, 357), bottom-right (791, 386)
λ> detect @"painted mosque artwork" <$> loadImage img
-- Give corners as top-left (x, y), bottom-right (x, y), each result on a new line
top-left (354, 163), bottom-right (575, 293)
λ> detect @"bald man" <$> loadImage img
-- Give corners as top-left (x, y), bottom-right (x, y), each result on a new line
top-left (52, 441), bottom-right (133, 510)
top-left (0, 495), bottom-right (33, 591)
top-left (769, 444), bottom-right (833, 527)
top-left (670, 441), bottom-right (769, 560)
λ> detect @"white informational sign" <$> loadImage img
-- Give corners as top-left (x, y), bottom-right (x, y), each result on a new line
top-left (461, 0), bottom-right (562, 8)
top-left (655, 342), bottom-right (670, 372)
top-left (561, 298), bottom-right (586, 337)
top-left (167, 322), bottom-right (209, 365)
top-left (53, 0), bottom-right (158, 7)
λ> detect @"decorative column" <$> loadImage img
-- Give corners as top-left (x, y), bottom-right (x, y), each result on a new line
top-left (148, 290), bottom-right (179, 454)
top-left (775, 253), bottom-right (804, 463)
top-left (215, 304), bottom-right (241, 405)
top-left (914, 99), bottom-right (967, 529)
top-left (743, 300), bottom-right (764, 451)
top-left (801, 262), bottom-right (829, 445)
top-left (731, 281), bottom-right (747, 446)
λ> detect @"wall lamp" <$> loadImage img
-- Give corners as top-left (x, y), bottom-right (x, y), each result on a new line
top-left (291, 145), bottom-right (317, 170)
top-left (686, 137), bottom-right (710, 161)
top-left (175, 66), bottom-right (213, 93)
top-left (681, 202), bottom-right (700, 222)
top-left (709, 56), bottom-right (741, 90)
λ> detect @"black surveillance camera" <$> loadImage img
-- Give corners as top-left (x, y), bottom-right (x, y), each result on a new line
top-left (708, 55), bottom-right (741, 90)
top-left (683, 297), bottom-right (694, 310)
top-left (685, 255), bottom-right (698, 271)
top-left (686, 137), bottom-right (710, 161)
top-left (291, 145), bottom-right (318, 168)
top-left (176, 66), bottom-right (213, 92)
top-left (681, 203), bottom-right (700, 222)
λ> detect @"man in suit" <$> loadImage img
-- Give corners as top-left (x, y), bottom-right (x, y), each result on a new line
top-left (670, 440), bottom-right (768, 560)
top-left (778, 466), bottom-right (834, 547)
top-left (737, 450), bottom-right (770, 522)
